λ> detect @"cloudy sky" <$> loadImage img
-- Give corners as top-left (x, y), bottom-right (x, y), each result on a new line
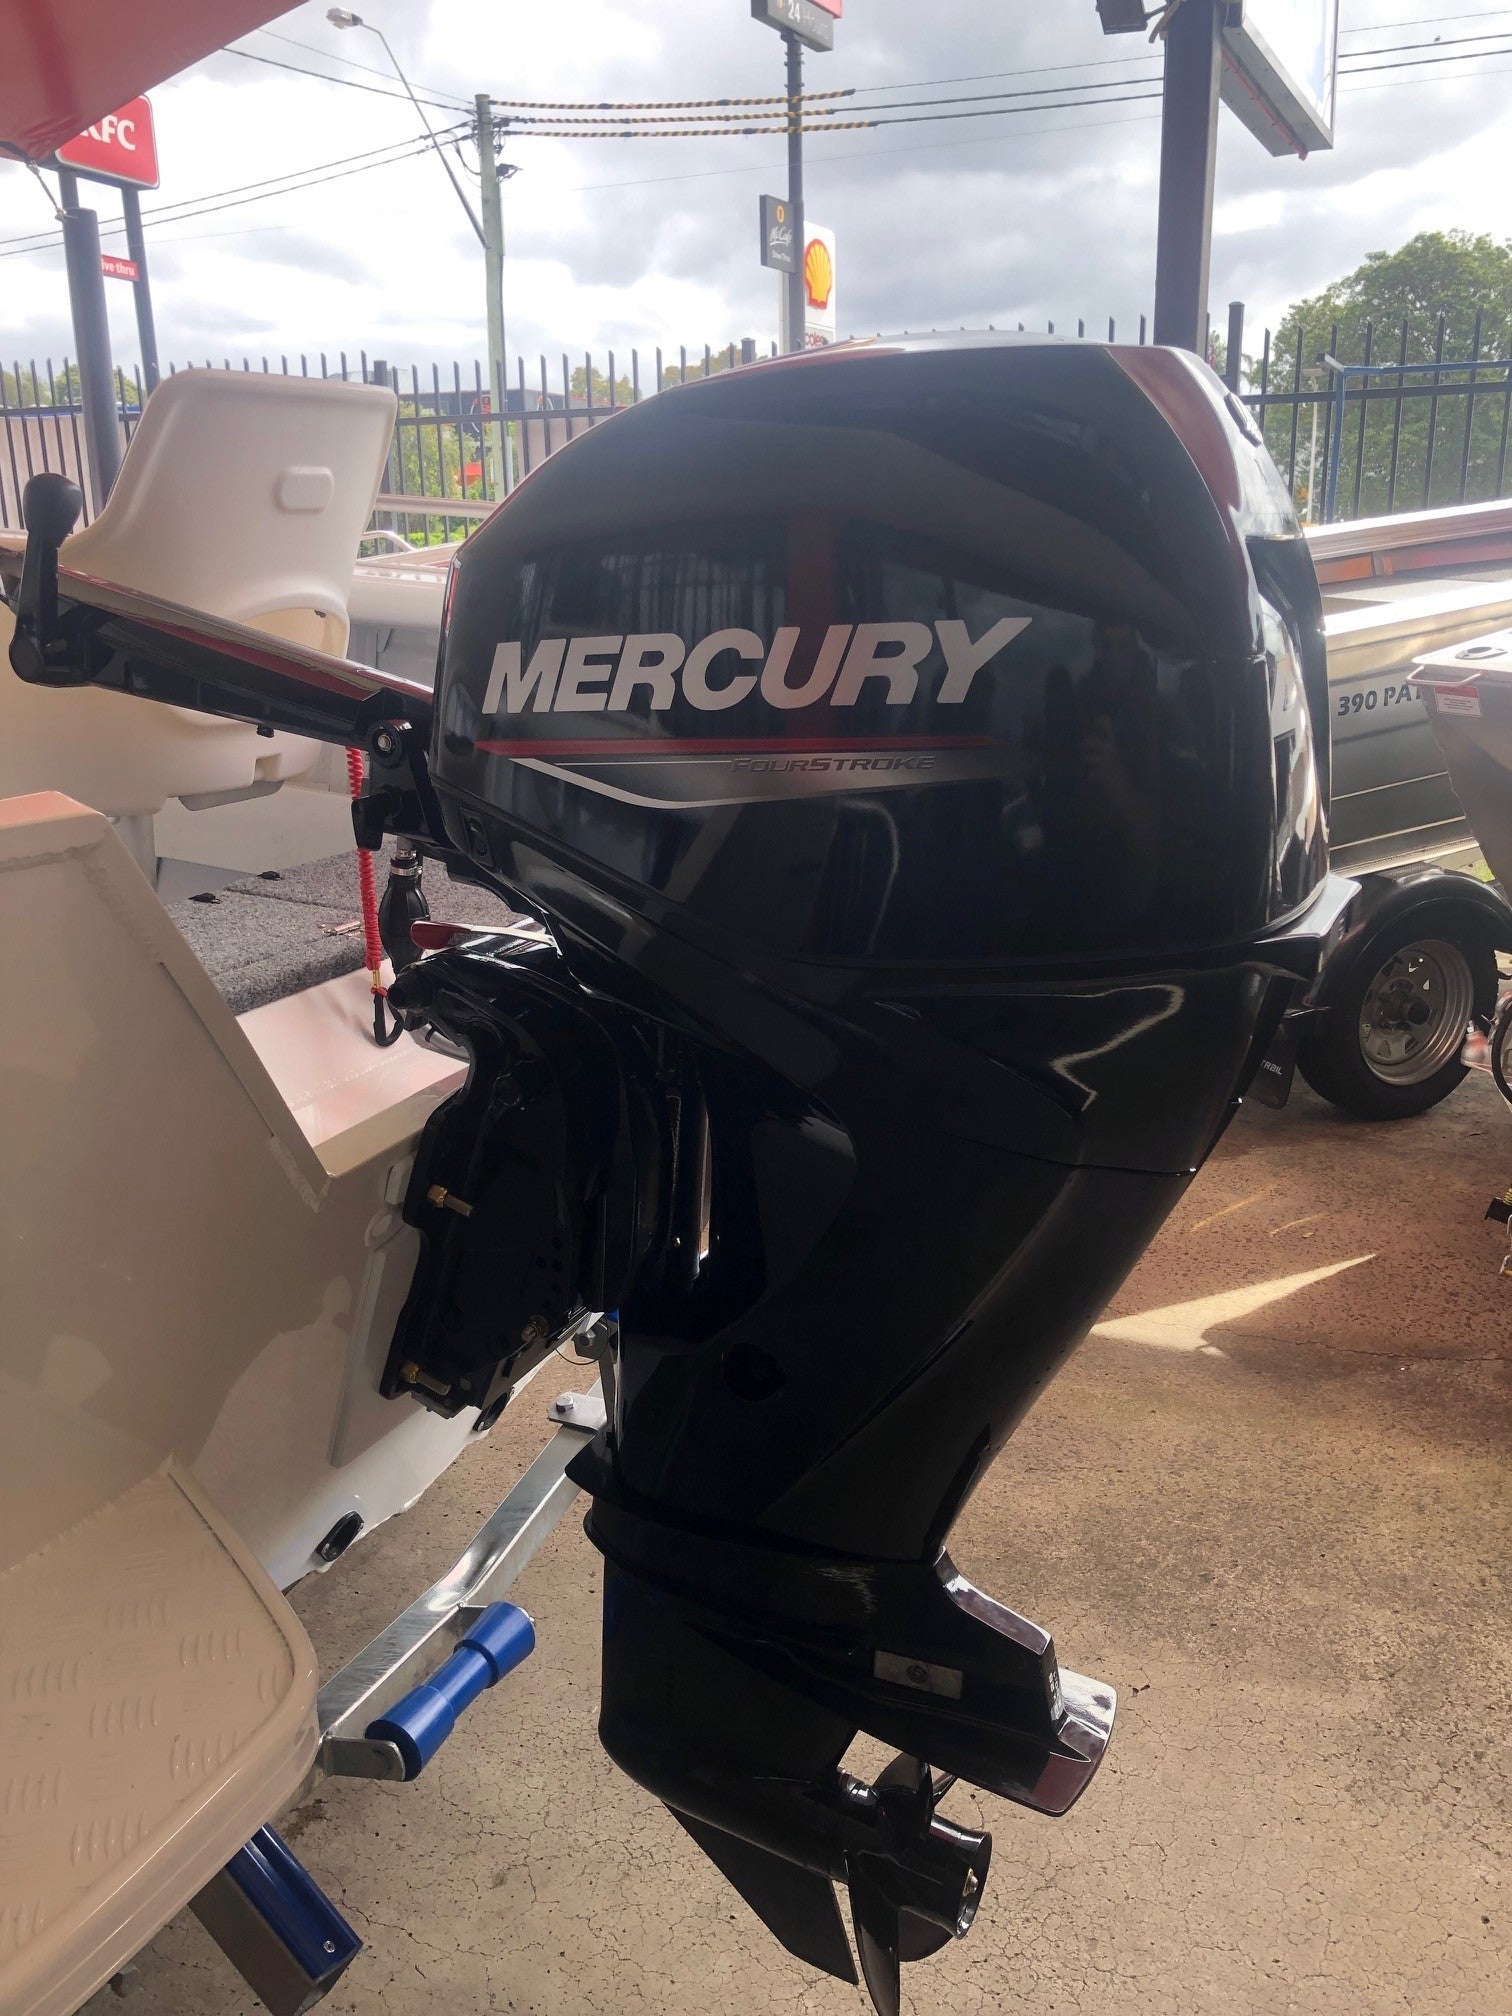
top-left (2, 0), bottom-right (1508, 383)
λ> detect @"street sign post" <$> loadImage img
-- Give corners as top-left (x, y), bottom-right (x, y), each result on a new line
top-left (751, 0), bottom-right (838, 351)
top-left (1152, 0), bottom-right (1223, 352)
top-left (52, 96), bottom-right (159, 189)
top-left (49, 95), bottom-right (164, 507)
top-left (1102, 0), bottom-right (1337, 353)
top-left (749, 0), bottom-right (835, 54)
top-left (760, 194), bottom-right (797, 274)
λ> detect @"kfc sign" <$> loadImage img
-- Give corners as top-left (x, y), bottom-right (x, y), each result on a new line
top-left (55, 98), bottom-right (159, 190)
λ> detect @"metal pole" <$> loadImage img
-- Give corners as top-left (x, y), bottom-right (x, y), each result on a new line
top-left (368, 22), bottom-right (482, 241)
top-left (372, 358), bottom-right (397, 529)
top-left (120, 187), bottom-right (160, 394)
top-left (1323, 365), bottom-right (1349, 524)
top-left (785, 33), bottom-right (805, 353)
top-left (1305, 396), bottom-right (1320, 523)
top-left (57, 169), bottom-right (121, 512)
top-left (1224, 301), bottom-right (1244, 391)
top-left (1152, 0), bottom-right (1222, 351)
top-left (477, 93), bottom-right (512, 495)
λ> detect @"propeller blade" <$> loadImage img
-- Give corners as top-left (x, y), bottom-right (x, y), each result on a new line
top-left (898, 1907), bottom-right (954, 1964)
top-left (848, 1853), bottom-right (902, 2016)
top-left (671, 1809), bottom-right (858, 1985)
top-left (873, 1753), bottom-right (930, 1806)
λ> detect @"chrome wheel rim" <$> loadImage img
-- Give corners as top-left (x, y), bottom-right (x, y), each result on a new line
top-left (1357, 939), bottom-right (1475, 1085)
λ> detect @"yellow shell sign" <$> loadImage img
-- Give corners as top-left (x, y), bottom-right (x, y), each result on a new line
top-left (804, 235), bottom-right (834, 312)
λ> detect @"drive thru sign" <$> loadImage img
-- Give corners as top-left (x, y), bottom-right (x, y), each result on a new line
top-left (54, 97), bottom-right (159, 189)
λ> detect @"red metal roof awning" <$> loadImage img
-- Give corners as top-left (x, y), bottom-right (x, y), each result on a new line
top-left (0, 0), bottom-right (291, 160)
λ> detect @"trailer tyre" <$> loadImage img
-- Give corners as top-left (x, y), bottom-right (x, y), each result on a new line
top-left (1297, 905), bottom-right (1498, 1120)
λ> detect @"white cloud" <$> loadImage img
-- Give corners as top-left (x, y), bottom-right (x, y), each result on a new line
top-left (2, 0), bottom-right (1509, 381)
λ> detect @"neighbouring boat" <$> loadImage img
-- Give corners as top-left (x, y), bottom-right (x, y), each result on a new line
top-left (1411, 623), bottom-right (1512, 888)
top-left (1412, 630), bottom-right (1512, 1103)
top-left (1312, 499), bottom-right (1512, 870)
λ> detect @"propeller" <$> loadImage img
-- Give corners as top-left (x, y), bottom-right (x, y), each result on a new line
top-left (845, 1757), bottom-right (989, 2016)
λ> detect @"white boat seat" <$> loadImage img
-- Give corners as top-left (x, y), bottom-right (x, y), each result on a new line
top-left (0, 370), bottom-right (396, 820)
top-left (0, 1459), bottom-right (317, 2016)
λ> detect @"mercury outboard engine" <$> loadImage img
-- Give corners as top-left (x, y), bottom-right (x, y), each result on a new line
top-left (9, 336), bottom-right (1342, 2013)
top-left (390, 336), bottom-right (1338, 2009)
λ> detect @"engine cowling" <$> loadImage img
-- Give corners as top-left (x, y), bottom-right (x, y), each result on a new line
top-left (409, 335), bottom-right (1337, 2011)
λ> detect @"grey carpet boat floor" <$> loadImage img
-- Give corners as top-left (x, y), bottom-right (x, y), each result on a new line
top-left (166, 845), bottom-right (525, 1015)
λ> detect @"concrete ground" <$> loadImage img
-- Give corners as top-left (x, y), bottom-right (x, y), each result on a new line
top-left (105, 1076), bottom-right (1510, 2016)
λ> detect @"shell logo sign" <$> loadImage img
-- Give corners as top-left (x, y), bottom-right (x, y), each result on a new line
top-left (802, 223), bottom-right (837, 346)
top-left (804, 236), bottom-right (833, 311)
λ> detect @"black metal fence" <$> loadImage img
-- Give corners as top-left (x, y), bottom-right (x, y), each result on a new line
top-left (0, 341), bottom-right (775, 540)
top-left (6, 307), bottom-right (1512, 538)
top-left (1235, 304), bottom-right (1512, 523)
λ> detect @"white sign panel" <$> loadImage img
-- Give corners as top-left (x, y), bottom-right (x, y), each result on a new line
top-left (777, 220), bottom-right (837, 349)
top-left (802, 222), bottom-right (836, 346)
top-left (1222, 0), bottom-right (1339, 157)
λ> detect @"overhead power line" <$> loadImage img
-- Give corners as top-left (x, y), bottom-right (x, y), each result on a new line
top-left (473, 8), bottom-right (1512, 117)
top-left (489, 88), bottom-right (858, 110)
top-left (495, 27), bottom-right (1512, 135)
top-left (482, 12), bottom-right (1512, 114)
top-left (271, 12), bottom-right (1471, 117)
top-left (482, 22), bottom-right (1512, 133)
top-left (249, 24), bottom-right (472, 106)
top-left (4, 16), bottom-right (1506, 259)
top-left (0, 127), bottom-right (468, 259)
top-left (221, 44), bottom-right (466, 113)
top-left (0, 126), bottom-right (466, 248)
top-left (503, 90), bottom-right (1168, 139)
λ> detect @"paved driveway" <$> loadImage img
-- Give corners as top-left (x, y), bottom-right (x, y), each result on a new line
top-left (105, 1074), bottom-right (1511, 2016)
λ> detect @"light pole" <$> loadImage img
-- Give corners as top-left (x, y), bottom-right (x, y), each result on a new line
top-left (326, 11), bottom-right (513, 493)
top-left (327, 10), bottom-right (483, 240)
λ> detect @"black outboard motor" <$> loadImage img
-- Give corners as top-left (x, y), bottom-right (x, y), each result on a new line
top-left (7, 336), bottom-right (1343, 2014)
top-left (392, 337), bottom-right (1339, 2010)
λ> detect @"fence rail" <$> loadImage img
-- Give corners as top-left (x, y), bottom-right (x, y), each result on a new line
top-left (5, 304), bottom-right (1512, 537)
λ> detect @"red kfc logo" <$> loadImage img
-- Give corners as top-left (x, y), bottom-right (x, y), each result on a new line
top-left (55, 98), bottom-right (160, 190)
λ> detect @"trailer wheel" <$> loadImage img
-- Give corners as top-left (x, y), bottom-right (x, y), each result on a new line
top-left (1298, 906), bottom-right (1498, 1120)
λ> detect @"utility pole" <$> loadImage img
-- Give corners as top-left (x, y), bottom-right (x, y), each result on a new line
top-left (785, 32), bottom-right (805, 353)
top-left (476, 93), bottom-right (513, 498)
top-left (1152, 0), bottom-right (1222, 351)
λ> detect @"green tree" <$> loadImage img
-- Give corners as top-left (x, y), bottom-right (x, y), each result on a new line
top-left (569, 362), bottom-right (634, 406)
top-left (3, 362), bottom-right (83, 406)
top-left (658, 346), bottom-right (748, 387)
top-left (381, 396), bottom-right (487, 546)
top-left (1261, 230), bottom-right (1512, 518)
